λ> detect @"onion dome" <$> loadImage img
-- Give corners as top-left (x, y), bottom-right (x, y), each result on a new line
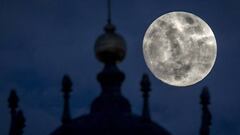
top-left (94, 0), bottom-right (126, 63)
top-left (95, 23), bottom-right (126, 63)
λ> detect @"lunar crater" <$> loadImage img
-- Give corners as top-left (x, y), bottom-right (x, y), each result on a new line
top-left (185, 16), bottom-right (194, 24)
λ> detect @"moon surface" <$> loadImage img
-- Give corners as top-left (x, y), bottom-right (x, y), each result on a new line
top-left (143, 11), bottom-right (217, 87)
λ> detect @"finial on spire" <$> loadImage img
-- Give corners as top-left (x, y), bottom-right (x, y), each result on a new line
top-left (8, 89), bottom-right (19, 110)
top-left (104, 0), bottom-right (116, 33)
top-left (201, 86), bottom-right (210, 105)
top-left (61, 75), bottom-right (72, 124)
top-left (107, 0), bottom-right (112, 24)
top-left (95, 0), bottom-right (126, 63)
top-left (200, 86), bottom-right (212, 135)
top-left (141, 74), bottom-right (151, 93)
top-left (62, 75), bottom-right (72, 93)
top-left (140, 74), bottom-right (151, 122)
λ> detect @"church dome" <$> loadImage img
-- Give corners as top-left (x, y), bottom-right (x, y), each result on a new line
top-left (51, 113), bottom-right (171, 135)
top-left (50, 72), bottom-right (172, 135)
top-left (51, 1), bottom-right (171, 135)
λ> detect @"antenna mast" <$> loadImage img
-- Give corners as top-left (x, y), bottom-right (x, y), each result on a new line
top-left (107, 0), bottom-right (112, 24)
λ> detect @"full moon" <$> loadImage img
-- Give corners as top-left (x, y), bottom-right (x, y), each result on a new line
top-left (143, 11), bottom-right (217, 87)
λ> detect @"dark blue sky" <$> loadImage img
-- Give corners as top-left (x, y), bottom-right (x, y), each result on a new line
top-left (0, 0), bottom-right (239, 135)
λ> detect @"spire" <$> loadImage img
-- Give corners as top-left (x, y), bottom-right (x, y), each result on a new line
top-left (140, 74), bottom-right (151, 122)
top-left (107, 0), bottom-right (112, 24)
top-left (91, 0), bottom-right (130, 114)
top-left (8, 89), bottom-right (19, 135)
top-left (104, 0), bottom-right (116, 33)
top-left (8, 90), bottom-right (26, 135)
top-left (15, 110), bottom-right (25, 135)
top-left (95, 0), bottom-right (126, 63)
top-left (200, 86), bottom-right (212, 135)
top-left (61, 75), bottom-right (72, 124)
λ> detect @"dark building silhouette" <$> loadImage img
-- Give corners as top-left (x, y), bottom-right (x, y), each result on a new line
top-left (7, 1), bottom-right (212, 135)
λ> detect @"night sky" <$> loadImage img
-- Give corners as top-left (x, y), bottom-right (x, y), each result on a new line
top-left (0, 0), bottom-right (239, 135)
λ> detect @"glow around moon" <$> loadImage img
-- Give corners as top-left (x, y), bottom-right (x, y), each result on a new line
top-left (143, 11), bottom-right (217, 87)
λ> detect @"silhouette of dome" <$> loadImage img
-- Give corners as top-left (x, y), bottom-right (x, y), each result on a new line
top-left (95, 23), bottom-right (126, 63)
top-left (51, 71), bottom-right (171, 135)
top-left (50, 1), bottom-right (172, 135)
top-left (51, 113), bottom-right (171, 135)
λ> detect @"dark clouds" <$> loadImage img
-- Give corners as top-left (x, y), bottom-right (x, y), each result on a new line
top-left (0, 0), bottom-right (240, 135)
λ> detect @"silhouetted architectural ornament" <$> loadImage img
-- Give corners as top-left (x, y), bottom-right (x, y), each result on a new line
top-left (15, 110), bottom-right (25, 135)
top-left (8, 89), bottom-right (19, 110)
top-left (141, 74), bottom-right (152, 122)
top-left (8, 90), bottom-right (25, 135)
top-left (95, 0), bottom-right (126, 63)
top-left (50, 1), bottom-right (171, 135)
top-left (200, 86), bottom-right (212, 135)
top-left (61, 75), bottom-right (73, 124)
